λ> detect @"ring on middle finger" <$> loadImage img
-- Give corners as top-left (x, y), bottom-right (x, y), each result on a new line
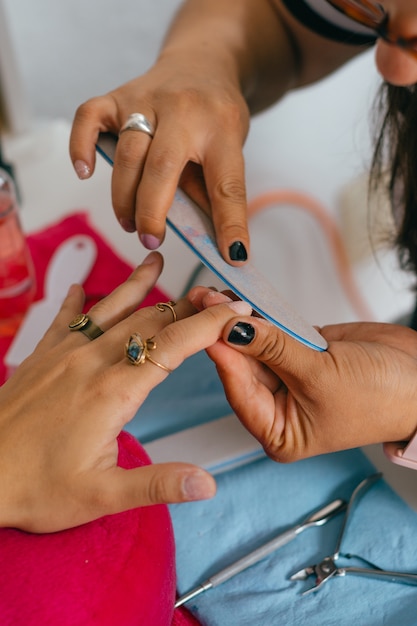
top-left (125, 333), bottom-right (172, 373)
top-left (119, 113), bottom-right (155, 138)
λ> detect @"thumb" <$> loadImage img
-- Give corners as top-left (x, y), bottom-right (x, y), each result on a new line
top-left (223, 317), bottom-right (323, 385)
top-left (91, 463), bottom-right (217, 517)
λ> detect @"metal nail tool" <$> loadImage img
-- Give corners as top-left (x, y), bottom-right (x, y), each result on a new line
top-left (290, 472), bottom-right (417, 594)
top-left (174, 497), bottom-right (346, 607)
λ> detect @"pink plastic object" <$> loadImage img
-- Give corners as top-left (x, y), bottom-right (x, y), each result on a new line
top-left (384, 437), bottom-right (417, 470)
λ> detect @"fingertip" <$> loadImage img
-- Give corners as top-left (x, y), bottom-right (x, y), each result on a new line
top-left (141, 250), bottom-right (164, 267)
top-left (139, 233), bottom-right (162, 250)
top-left (187, 286), bottom-right (210, 310)
top-left (73, 159), bottom-right (92, 180)
top-left (65, 282), bottom-right (85, 305)
top-left (182, 469), bottom-right (216, 501)
top-left (200, 289), bottom-right (233, 309)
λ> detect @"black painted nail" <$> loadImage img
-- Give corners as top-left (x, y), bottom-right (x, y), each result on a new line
top-left (229, 241), bottom-right (247, 262)
top-left (228, 322), bottom-right (255, 345)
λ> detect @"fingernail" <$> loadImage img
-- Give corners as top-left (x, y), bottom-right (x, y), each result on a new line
top-left (204, 291), bottom-right (233, 305)
top-left (229, 241), bottom-right (247, 262)
top-left (74, 159), bottom-right (91, 180)
top-left (183, 471), bottom-right (215, 500)
top-left (140, 234), bottom-right (161, 250)
top-left (141, 251), bottom-right (159, 265)
top-left (227, 300), bottom-right (252, 315)
top-left (119, 218), bottom-right (136, 233)
top-left (228, 321), bottom-right (255, 345)
top-left (67, 283), bottom-right (79, 296)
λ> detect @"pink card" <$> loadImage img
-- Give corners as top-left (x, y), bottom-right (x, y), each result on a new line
top-left (96, 133), bottom-right (327, 351)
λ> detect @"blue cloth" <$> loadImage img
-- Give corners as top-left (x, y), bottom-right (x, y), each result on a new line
top-left (170, 451), bottom-right (417, 625)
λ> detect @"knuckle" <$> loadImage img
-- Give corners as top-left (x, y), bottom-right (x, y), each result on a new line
top-left (131, 306), bottom-right (159, 326)
top-left (146, 146), bottom-right (180, 182)
top-left (116, 141), bottom-right (145, 172)
top-left (73, 97), bottom-right (103, 122)
top-left (217, 99), bottom-right (247, 130)
top-left (146, 470), bottom-right (172, 504)
top-left (254, 331), bottom-right (286, 365)
top-left (212, 176), bottom-right (247, 206)
top-left (161, 320), bottom-right (186, 348)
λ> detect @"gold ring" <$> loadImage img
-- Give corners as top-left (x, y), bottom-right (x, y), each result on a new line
top-left (125, 333), bottom-right (172, 373)
top-left (69, 313), bottom-right (104, 340)
top-left (155, 300), bottom-right (177, 323)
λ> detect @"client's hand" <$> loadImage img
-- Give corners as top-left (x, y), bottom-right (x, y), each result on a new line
top-left (189, 287), bottom-right (417, 462)
top-left (0, 253), bottom-right (251, 532)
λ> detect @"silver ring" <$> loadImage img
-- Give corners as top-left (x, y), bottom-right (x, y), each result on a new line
top-left (119, 113), bottom-right (155, 138)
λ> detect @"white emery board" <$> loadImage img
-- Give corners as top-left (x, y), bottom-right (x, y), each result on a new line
top-left (5, 235), bottom-right (97, 370)
top-left (96, 132), bottom-right (327, 351)
top-left (143, 414), bottom-right (265, 475)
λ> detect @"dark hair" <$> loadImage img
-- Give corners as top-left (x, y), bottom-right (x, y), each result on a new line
top-left (371, 83), bottom-right (417, 282)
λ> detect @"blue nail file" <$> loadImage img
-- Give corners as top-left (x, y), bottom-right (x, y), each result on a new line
top-left (96, 133), bottom-right (327, 351)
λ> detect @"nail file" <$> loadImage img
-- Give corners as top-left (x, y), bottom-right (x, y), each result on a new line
top-left (96, 132), bottom-right (327, 351)
top-left (5, 235), bottom-right (97, 372)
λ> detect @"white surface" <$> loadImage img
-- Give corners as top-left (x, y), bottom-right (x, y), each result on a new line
top-left (5, 235), bottom-right (97, 369)
top-left (0, 0), bottom-right (31, 132)
top-left (144, 415), bottom-right (265, 476)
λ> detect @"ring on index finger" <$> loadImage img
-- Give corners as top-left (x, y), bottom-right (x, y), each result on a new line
top-left (119, 113), bottom-right (155, 138)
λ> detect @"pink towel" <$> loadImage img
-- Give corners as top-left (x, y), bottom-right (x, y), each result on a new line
top-left (0, 431), bottom-right (199, 625)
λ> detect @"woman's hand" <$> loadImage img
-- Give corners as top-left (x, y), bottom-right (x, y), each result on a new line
top-left (0, 253), bottom-right (251, 532)
top-left (69, 59), bottom-right (251, 265)
top-left (190, 287), bottom-right (417, 462)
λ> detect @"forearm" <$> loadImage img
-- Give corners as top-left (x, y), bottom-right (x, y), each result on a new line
top-left (157, 0), bottom-right (298, 113)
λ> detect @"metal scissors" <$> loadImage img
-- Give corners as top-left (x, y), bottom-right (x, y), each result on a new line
top-left (290, 472), bottom-right (417, 594)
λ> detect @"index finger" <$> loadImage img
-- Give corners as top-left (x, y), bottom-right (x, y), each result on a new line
top-left (69, 95), bottom-right (119, 179)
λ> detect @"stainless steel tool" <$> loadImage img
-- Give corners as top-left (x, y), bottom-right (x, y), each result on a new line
top-left (290, 473), bottom-right (417, 594)
top-left (175, 496), bottom-right (346, 607)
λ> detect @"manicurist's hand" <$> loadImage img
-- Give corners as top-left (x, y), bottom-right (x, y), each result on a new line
top-left (69, 60), bottom-right (250, 265)
top-left (0, 253), bottom-right (251, 533)
top-left (69, 0), bottom-right (303, 266)
top-left (189, 287), bottom-right (417, 461)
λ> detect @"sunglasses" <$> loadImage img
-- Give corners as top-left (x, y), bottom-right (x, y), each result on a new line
top-left (326, 0), bottom-right (417, 58)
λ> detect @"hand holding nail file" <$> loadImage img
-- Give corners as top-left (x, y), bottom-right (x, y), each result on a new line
top-left (96, 133), bottom-right (327, 351)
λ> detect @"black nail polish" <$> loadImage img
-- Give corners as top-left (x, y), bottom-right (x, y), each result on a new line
top-left (228, 322), bottom-right (255, 345)
top-left (229, 241), bottom-right (247, 262)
